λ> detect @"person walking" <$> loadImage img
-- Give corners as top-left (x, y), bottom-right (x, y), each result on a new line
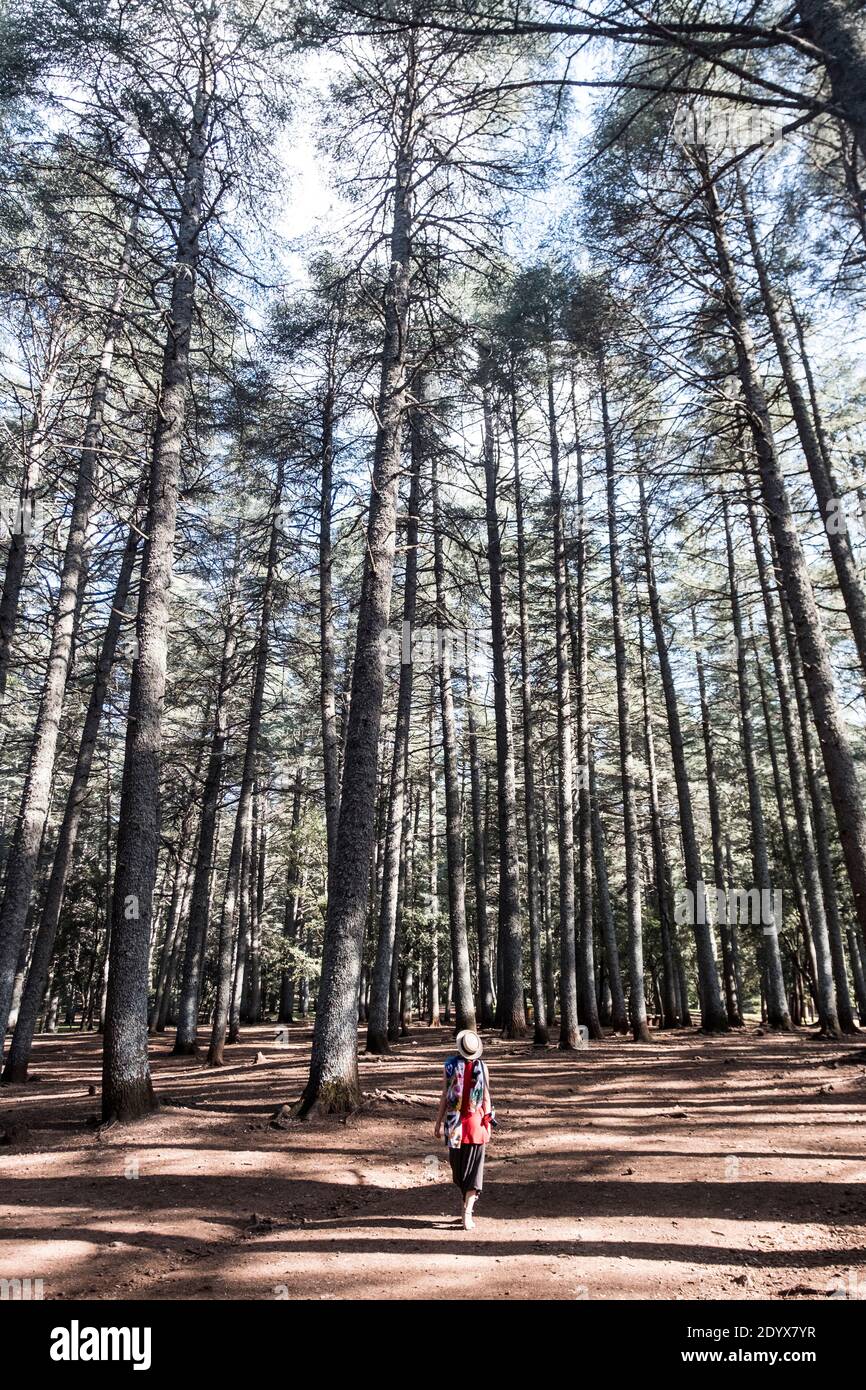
top-left (434, 1029), bottom-right (493, 1230)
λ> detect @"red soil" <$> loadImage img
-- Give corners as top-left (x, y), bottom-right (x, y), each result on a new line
top-left (1, 1024), bottom-right (865, 1300)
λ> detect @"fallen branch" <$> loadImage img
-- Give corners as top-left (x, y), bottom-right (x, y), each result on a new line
top-left (361, 1088), bottom-right (431, 1106)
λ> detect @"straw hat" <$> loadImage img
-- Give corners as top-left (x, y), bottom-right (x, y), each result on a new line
top-left (456, 1029), bottom-right (483, 1060)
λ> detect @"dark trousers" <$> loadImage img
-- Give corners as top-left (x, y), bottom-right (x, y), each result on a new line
top-left (449, 1144), bottom-right (485, 1196)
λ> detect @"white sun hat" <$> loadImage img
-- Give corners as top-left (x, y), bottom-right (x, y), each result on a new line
top-left (456, 1029), bottom-right (483, 1060)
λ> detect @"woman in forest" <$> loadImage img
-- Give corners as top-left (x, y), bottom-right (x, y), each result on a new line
top-left (434, 1029), bottom-right (493, 1230)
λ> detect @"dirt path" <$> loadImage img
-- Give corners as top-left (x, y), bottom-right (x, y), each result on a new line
top-left (1, 1025), bottom-right (865, 1300)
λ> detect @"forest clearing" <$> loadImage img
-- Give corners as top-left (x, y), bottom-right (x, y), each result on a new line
top-left (2, 1025), bottom-right (866, 1301)
top-left (1, 0), bottom-right (866, 1332)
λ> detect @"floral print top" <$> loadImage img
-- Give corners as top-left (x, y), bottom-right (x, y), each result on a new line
top-left (442, 1055), bottom-right (488, 1150)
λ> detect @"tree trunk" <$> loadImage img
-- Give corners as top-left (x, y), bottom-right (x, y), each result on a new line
top-left (3, 480), bottom-right (145, 1082)
top-left (757, 626), bottom-right (822, 987)
top-left (228, 821), bottom-right (252, 1045)
top-left (400, 958), bottom-right (413, 1034)
top-left (600, 361), bottom-right (650, 1042)
top-left (537, 750), bottom-right (557, 1024)
top-left (480, 357), bottom-right (525, 1038)
top-left (797, 0), bottom-right (866, 159)
top-left (155, 856), bottom-right (192, 1032)
top-left (279, 768), bottom-right (306, 1026)
top-left (172, 585), bottom-right (239, 1053)
top-left (691, 609), bottom-right (742, 1027)
top-left (431, 436), bottom-right (476, 1035)
top-left (397, 781), bottom-right (418, 1036)
top-left (365, 379), bottom-right (422, 1052)
top-left (740, 178), bottom-right (866, 686)
top-left (637, 604), bottom-right (680, 1029)
top-left (744, 481), bottom-right (842, 1035)
top-left (0, 223), bottom-right (137, 1051)
top-left (850, 928), bottom-right (866, 1023)
top-left (588, 741), bottom-right (629, 1033)
top-left (721, 491), bottom-right (792, 1030)
top-left (427, 683), bottom-right (441, 1027)
top-left (569, 428), bottom-right (602, 1040)
top-left (319, 385), bottom-right (341, 889)
top-left (775, 563), bottom-right (859, 1033)
top-left (638, 476), bottom-right (727, 1031)
top-left (704, 171), bottom-right (866, 987)
top-left (208, 506), bottom-right (280, 1065)
top-left (246, 791), bottom-right (265, 1023)
top-left (466, 648), bottom-right (495, 1027)
top-left (299, 925), bottom-right (311, 1019)
top-left (544, 388), bottom-right (578, 1046)
top-left (150, 726), bottom-right (208, 1034)
top-left (0, 327), bottom-right (64, 710)
top-left (150, 848), bottom-right (188, 1033)
top-left (101, 61), bottom-right (212, 1120)
top-left (514, 360), bottom-right (548, 1043)
top-left (296, 53), bottom-right (415, 1113)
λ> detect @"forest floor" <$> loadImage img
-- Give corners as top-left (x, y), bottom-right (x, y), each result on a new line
top-left (1, 1023), bottom-right (865, 1301)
